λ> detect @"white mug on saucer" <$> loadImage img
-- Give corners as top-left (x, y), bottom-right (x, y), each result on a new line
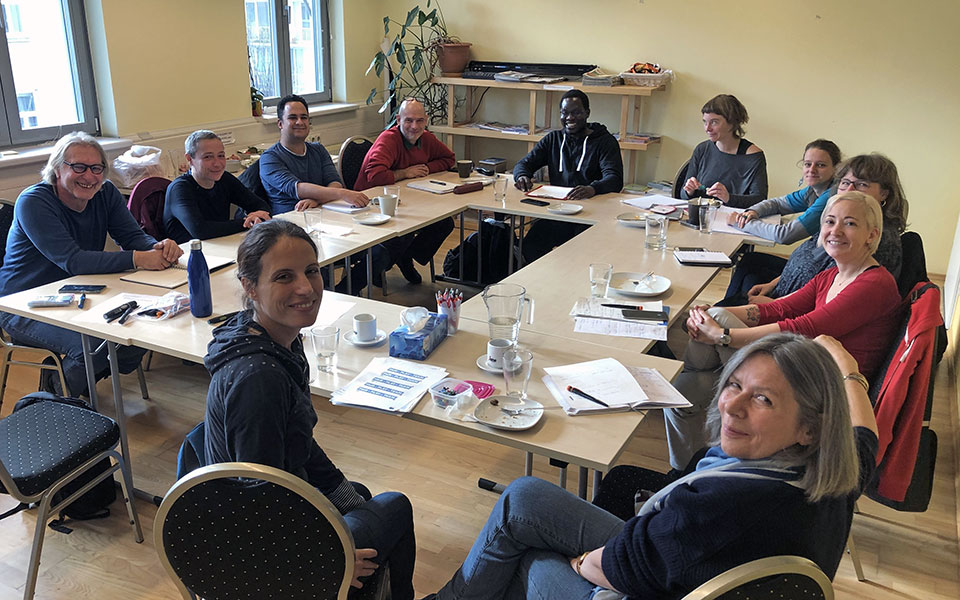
top-left (486, 338), bottom-right (512, 368)
top-left (353, 313), bottom-right (377, 342)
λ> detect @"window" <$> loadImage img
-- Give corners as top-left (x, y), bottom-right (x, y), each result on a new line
top-left (244, 0), bottom-right (332, 106)
top-left (0, 0), bottom-right (99, 148)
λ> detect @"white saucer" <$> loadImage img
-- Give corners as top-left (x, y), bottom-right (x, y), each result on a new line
top-left (609, 272), bottom-right (672, 297)
top-left (616, 212), bottom-right (646, 228)
top-left (474, 396), bottom-right (544, 431)
top-left (547, 203), bottom-right (583, 215)
top-left (476, 354), bottom-right (503, 374)
top-left (345, 330), bottom-right (387, 347)
top-left (354, 213), bottom-right (392, 226)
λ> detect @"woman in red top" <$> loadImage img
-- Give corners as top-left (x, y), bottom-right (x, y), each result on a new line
top-left (664, 191), bottom-right (901, 469)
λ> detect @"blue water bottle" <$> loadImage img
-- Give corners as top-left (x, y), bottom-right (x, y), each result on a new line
top-left (187, 239), bottom-right (212, 318)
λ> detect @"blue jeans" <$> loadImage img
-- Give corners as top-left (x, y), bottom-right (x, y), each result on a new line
top-left (345, 491), bottom-right (416, 600)
top-left (0, 312), bottom-right (147, 396)
top-left (437, 477), bottom-right (625, 600)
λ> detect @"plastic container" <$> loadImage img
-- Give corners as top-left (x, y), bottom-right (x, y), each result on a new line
top-left (187, 239), bottom-right (213, 318)
top-left (429, 378), bottom-right (473, 408)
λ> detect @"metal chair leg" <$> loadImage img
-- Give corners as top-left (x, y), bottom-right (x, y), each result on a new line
top-left (429, 258), bottom-right (436, 282)
top-left (847, 529), bottom-right (865, 581)
top-left (23, 492), bottom-right (53, 600)
top-left (136, 364), bottom-right (149, 401)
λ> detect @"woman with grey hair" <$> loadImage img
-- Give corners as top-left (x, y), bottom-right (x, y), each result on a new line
top-left (664, 191), bottom-right (901, 469)
top-left (0, 131), bottom-right (181, 396)
top-left (423, 333), bottom-right (878, 600)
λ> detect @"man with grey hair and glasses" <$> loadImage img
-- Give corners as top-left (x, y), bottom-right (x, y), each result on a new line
top-left (164, 130), bottom-right (272, 244)
top-left (0, 131), bottom-right (182, 396)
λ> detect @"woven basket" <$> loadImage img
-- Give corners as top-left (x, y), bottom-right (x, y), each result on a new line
top-left (618, 70), bottom-right (673, 87)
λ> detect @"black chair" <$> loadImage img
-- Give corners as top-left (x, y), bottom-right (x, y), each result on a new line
top-left (155, 462), bottom-right (361, 600)
top-left (0, 400), bottom-right (142, 600)
top-left (681, 555), bottom-right (834, 599)
top-left (337, 136), bottom-right (374, 191)
top-left (238, 159), bottom-right (271, 204)
top-left (672, 159), bottom-right (690, 199)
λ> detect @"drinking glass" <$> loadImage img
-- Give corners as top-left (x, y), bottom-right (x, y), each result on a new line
top-left (698, 201), bottom-right (718, 233)
top-left (503, 348), bottom-right (534, 400)
top-left (304, 209), bottom-right (322, 236)
top-left (493, 176), bottom-right (508, 204)
top-left (588, 263), bottom-right (613, 298)
top-left (644, 214), bottom-right (667, 250)
top-left (310, 326), bottom-right (340, 373)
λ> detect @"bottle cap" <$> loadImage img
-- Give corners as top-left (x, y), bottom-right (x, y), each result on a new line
top-left (190, 239), bottom-right (202, 251)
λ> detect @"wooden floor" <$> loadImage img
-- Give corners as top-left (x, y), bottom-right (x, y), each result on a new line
top-left (0, 236), bottom-right (957, 599)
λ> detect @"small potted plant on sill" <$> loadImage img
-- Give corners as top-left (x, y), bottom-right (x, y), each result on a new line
top-left (251, 87), bottom-right (264, 117)
top-left (366, 0), bottom-right (469, 125)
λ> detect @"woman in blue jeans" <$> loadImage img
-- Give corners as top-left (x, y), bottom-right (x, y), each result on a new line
top-left (428, 334), bottom-right (878, 599)
top-left (202, 220), bottom-right (415, 599)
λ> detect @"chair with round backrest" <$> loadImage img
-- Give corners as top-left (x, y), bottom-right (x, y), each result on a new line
top-left (155, 462), bottom-right (357, 600)
top-left (680, 555), bottom-right (834, 600)
top-left (0, 199), bottom-right (69, 409)
top-left (673, 159), bottom-right (690, 199)
top-left (127, 176), bottom-right (172, 240)
top-left (238, 158), bottom-right (271, 204)
top-left (337, 136), bottom-right (374, 192)
top-left (0, 398), bottom-right (143, 600)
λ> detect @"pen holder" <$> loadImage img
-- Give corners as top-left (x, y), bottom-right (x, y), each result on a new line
top-left (437, 302), bottom-right (461, 334)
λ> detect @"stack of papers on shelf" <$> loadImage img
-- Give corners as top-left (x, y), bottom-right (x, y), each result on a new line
top-left (493, 71), bottom-right (565, 84)
top-left (542, 358), bottom-right (691, 415)
top-left (582, 68), bottom-right (622, 86)
top-left (322, 201), bottom-right (369, 214)
top-left (614, 132), bottom-right (661, 144)
top-left (569, 297), bottom-right (669, 340)
top-left (709, 206), bottom-right (779, 235)
top-left (673, 247), bottom-right (733, 266)
top-left (330, 357), bottom-right (447, 414)
top-left (622, 194), bottom-right (686, 209)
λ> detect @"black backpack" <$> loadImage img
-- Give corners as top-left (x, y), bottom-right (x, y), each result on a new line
top-left (442, 218), bottom-right (523, 285)
top-left (3, 392), bottom-right (116, 530)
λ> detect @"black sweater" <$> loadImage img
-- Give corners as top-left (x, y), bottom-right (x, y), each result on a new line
top-left (163, 172), bottom-right (271, 244)
top-left (203, 310), bottom-right (364, 513)
top-left (513, 123), bottom-right (624, 194)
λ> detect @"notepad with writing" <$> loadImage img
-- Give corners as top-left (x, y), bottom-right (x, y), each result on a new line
top-left (406, 180), bottom-right (456, 194)
top-left (673, 248), bottom-right (732, 267)
top-left (120, 252), bottom-right (234, 289)
top-left (542, 359), bottom-right (690, 415)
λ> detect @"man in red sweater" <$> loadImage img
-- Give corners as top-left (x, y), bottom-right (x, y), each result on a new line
top-left (355, 99), bottom-right (456, 283)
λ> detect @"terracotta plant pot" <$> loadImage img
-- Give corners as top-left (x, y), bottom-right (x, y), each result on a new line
top-left (252, 100), bottom-right (263, 117)
top-left (436, 42), bottom-right (472, 75)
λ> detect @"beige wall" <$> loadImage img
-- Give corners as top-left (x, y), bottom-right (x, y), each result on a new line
top-left (393, 0), bottom-right (959, 272)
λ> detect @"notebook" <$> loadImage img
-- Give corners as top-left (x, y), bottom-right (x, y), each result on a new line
top-left (673, 247), bottom-right (732, 267)
top-left (407, 180), bottom-right (456, 194)
top-left (322, 201), bottom-right (369, 214)
top-left (525, 185), bottom-right (573, 200)
top-left (120, 252), bottom-right (234, 289)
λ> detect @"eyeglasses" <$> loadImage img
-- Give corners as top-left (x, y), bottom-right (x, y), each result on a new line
top-left (63, 161), bottom-right (106, 175)
top-left (838, 178), bottom-right (874, 192)
top-left (801, 161), bottom-right (831, 170)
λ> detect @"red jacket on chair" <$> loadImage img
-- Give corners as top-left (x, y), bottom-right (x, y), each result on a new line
top-left (872, 282), bottom-right (943, 502)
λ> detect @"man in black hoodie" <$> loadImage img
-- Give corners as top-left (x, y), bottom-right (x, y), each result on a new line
top-left (513, 89), bottom-right (623, 262)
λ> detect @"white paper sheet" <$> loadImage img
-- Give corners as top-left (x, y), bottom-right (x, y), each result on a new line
top-left (526, 185), bottom-right (573, 200)
top-left (322, 201), bottom-right (369, 214)
top-left (569, 298), bottom-right (667, 340)
top-left (330, 357), bottom-right (447, 413)
top-left (709, 205), bottom-right (779, 235)
top-left (622, 194), bottom-right (687, 209)
top-left (543, 358), bottom-right (648, 411)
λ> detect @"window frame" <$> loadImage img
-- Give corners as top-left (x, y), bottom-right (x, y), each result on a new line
top-left (248, 0), bottom-right (332, 108)
top-left (0, 0), bottom-right (99, 149)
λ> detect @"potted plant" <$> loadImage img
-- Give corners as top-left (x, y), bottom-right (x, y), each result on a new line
top-left (365, 0), bottom-right (469, 125)
top-left (251, 87), bottom-right (264, 117)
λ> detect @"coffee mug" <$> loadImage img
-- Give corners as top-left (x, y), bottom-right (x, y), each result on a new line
top-left (457, 160), bottom-right (473, 179)
top-left (379, 194), bottom-right (398, 216)
top-left (353, 313), bottom-right (377, 342)
top-left (486, 338), bottom-right (512, 368)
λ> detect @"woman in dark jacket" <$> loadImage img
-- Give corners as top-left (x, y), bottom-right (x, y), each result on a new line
top-left (203, 219), bottom-right (416, 599)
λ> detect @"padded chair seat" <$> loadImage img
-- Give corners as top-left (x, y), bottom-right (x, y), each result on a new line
top-left (0, 402), bottom-right (119, 497)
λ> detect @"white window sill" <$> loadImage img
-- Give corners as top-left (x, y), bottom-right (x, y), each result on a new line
top-left (0, 137), bottom-right (133, 169)
top-left (259, 101), bottom-right (360, 122)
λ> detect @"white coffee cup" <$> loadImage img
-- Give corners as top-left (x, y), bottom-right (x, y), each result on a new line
top-left (379, 194), bottom-right (398, 217)
top-left (486, 338), bottom-right (513, 368)
top-left (353, 313), bottom-right (377, 342)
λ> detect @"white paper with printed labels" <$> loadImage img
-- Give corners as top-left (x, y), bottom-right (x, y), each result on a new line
top-left (330, 357), bottom-right (447, 414)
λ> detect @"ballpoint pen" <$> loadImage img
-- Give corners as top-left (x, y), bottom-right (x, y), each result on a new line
top-left (601, 303), bottom-right (645, 310)
top-left (104, 301), bottom-right (138, 323)
top-left (429, 180), bottom-right (450, 186)
top-left (77, 293), bottom-right (86, 309)
top-left (566, 385), bottom-right (609, 408)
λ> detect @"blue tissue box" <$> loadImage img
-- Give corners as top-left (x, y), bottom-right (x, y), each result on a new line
top-left (389, 313), bottom-right (448, 360)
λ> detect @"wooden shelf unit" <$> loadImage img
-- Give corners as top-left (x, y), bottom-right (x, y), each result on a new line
top-left (431, 76), bottom-right (665, 182)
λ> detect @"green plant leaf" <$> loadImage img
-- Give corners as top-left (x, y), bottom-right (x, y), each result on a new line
top-left (404, 6), bottom-right (418, 28)
top-left (412, 48), bottom-right (423, 75)
top-left (366, 88), bottom-right (378, 105)
top-left (418, 10), bottom-right (427, 25)
top-left (396, 43), bottom-right (406, 65)
top-left (378, 94), bottom-right (394, 115)
top-left (424, 8), bottom-right (438, 27)
top-left (365, 52), bottom-right (383, 76)
top-left (386, 35), bottom-right (398, 56)
top-left (383, 16), bottom-right (390, 35)
top-left (388, 77), bottom-right (397, 92)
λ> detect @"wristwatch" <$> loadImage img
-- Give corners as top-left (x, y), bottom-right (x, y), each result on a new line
top-left (718, 328), bottom-right (731, 347)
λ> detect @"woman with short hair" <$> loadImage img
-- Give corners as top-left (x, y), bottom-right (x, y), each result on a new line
top-left (424, 333), bottom-right (878, 599)
top-left (680, 94), bottom-right (768, 208)
top-left (202, 219), bottom-right (416, 599)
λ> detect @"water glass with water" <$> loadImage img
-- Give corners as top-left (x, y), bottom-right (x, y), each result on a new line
top-left (503, 348), bottom-right (534, 400)
top-left (645, 214), bottom-right (667, 250)
top-left (304, 210), bottom-right (322, 237)
top-left (493, 176), bottom-right (508, 204)
top-left (310, 326), bottom-right (340, 373)
top-left (589, 263), bottom-right (613, 298)
top-left (698, 200), bottom-right (718, 233)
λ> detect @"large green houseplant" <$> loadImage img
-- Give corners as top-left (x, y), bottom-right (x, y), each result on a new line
top-left (365, 0), bottom-right (470, 125)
